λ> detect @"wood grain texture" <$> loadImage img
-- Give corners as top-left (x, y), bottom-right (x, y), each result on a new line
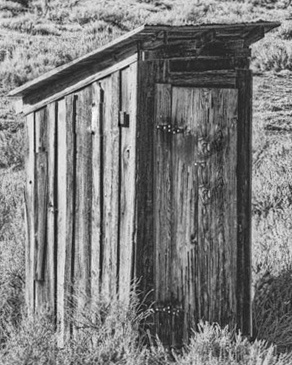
top-left (56, 98), bottom-right (67, 346)
top-left (171, 87), bottom-right (200, 343)
top-left (22, 46), bottom-right (137, 114)
top-left (154, 86), bottom-right (239, 345)
top-left (236, 70), bottom-right (252, 335)
top-left (46, 102), bottom-right (57, 315)
top-left (91, 82), bottom-right (102, 305)
top-left (154, 84), bottom-right (172, 307)
top-left (167, 71), bottom-right (237, 89)
top-left (74, 86), bottom-right (93, 307)
top-left (34, 108), bottom-right (48, 312)
top-left (64, 93), bottom-right (76, 340)
top-left (135, 60), bottom-right (169, 305)
top-left (35, 151), bottom-right (48, 281)
top-left (25, 113), bottom-right (35, 314)
top-left (118, 63), bottom-right (137, 303)
top-left (21, 55), bottom-right (138, 116)
top-left (101, 73), bottom-right (120, 300)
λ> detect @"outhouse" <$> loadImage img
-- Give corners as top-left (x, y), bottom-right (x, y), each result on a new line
top-left (9, 22), bottom-right (280, 346)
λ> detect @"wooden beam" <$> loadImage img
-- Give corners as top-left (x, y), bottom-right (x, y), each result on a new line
top-left (236, 69), bottom-right (252, 336)
top-left (20, 55), bottom-right (138, 116)
top-left (167, 70), bottom-right (237, 88)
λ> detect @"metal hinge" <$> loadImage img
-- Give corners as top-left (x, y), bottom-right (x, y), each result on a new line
top-left (156, 124), bottom-right (185, 134)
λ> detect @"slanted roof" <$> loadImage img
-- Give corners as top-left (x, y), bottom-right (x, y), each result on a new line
top-left (9, 22), bottom-right (280, 115)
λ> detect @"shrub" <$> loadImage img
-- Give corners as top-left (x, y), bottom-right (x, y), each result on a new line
top-left (0, 313), bottom-right (56, 365)
top-left (0, 0), bottom-right (28, 14)
top-left (253, 269), bottom-right (292, 353)
top-left (252, 38), bottom-right (292, 72)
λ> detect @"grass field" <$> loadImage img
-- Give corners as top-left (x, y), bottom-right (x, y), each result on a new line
top-left (1, 0), bottom-right (292, 363)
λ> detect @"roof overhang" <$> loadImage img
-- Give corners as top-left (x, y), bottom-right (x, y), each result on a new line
top-left (9, 21), bottom-right (280, 114)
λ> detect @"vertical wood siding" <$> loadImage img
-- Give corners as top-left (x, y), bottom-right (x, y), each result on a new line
top-left (74, 87), bottom-right (93, 310)
top-left (91, 82), bottom-right (102, 306)
top-left (119, 63), bottom-right (137, 303)
top-left (56, 98), bottom-right (67, 344)
top-left (24, 63), bottom-right (138, 341)
top-left (25, 113), bottom-right (35, 315)
top-left (34, 108), bottom-right (48, 311)
top-left (236, 70), bottom-right (252, 335)
top-left (100, 73), bottom-right (120, 299)
top-left (46, 102), bottom-right (57, 316)
top-left (154, 85), bottom-right (238, 345)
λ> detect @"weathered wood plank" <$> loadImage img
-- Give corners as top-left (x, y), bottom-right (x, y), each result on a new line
top-left (74, 87), bottom-right (93, 307)
top-left (169, 58), bottom-right (235, 72)
top-left (118, 63), bottom-right (137, 303)
top-left (136, 62), bottom-right (155, 302)
top-left (167, 70), bottom-right (237, 88)
top-left (236, 70), bottom-right (252, 335)
top-left (56, 98), bottom-right (67, 346)
top-left (25, 113), bottom-right (35, 314)
top-left (22, 45), bottom-right (138, 114)
top-left (171, 87), bottom-right (199, 344)
top-left (64, 93), bottom-right (76, 340)
top-left (153, 83), bottom-right (173, 346)
top-left (46, 102), bottom-right (57, 315)
top-left (21, 55), bottom-right (138, 116)
top-left (194, 88), bottom-right (238, 329)
top-left (34, 108), bottom-right (48, 312)
top-left (35, 151), bottom-right (48, 281)
top-left (101, 72), bottom-right (120, 300)
top-left (223, 89), bottom-right (238, 327)
top-left (154, 83), bottom-right (172, 309)
top-left (91, 82), bottom-right (102, 305)
top-left (135, 60), bottom-right (169, 306)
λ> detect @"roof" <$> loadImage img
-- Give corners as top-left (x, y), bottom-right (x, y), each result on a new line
top-left (9, 22), bottom-right (280, 114)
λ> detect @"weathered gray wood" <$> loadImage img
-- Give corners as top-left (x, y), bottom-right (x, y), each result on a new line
top-left (167, 70), bottom-right (237, 88)
top-left (74, 86), bottom-right (93, 308)
top-left (64, 93), bottom-right (76, 340)
top-left (56, 98), bottom-right (67, 346)
top-left (46, 101), bottom-right (57, 314)
top-left (136, 62), bottom-right (156, 301)
top-left (35, 151), bottom-right (48, 281)
top-left (10, 23), bottom-right (279, 116)
top-left (91, 82), bottom-right (102, 305)
top-left (236, 70), bottom-right (252, 335)
top-left (34, 108), bottom-right (48, 312)
top-left (21, 55), bottom-right (138, 116)
top-left (154, 86), bottom-right (239, 344)
top-left (118, 63), bottom-right (137, 303)
top-left (25, 113), bottom-right (35, 314)
top-left (171, 87), bottom-right (200, 343)
top-left (101, 72), bottom-right (120, 299)
top-left (22, 46), bottom-right (137, 113)
top-left (154, 84), bottom-right (172, 308)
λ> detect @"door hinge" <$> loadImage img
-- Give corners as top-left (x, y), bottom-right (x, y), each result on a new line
top-left (119, 111), bottom-right (130, 128)
top-left (156, 124), bottom-right (185, 134)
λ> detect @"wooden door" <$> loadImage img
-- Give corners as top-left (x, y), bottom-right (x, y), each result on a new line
top-left (154, 85), bottom-right (238, 346)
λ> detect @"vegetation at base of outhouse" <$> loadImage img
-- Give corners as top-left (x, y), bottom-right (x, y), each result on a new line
top-left (2, 0), bottom-right (292, 362)
top-left (1, 292), bottom-right (292, 365)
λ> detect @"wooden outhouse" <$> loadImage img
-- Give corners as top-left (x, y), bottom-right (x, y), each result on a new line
top-left (9, 22), bottom-right (279, 346)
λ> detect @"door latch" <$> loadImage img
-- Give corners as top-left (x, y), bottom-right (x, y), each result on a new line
top-left (119, 111), bottom-right (130, 128)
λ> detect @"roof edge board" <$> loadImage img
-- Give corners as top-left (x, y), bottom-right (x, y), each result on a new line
top-left (8, 21), bottom-right (280, 99)
top-left (18, 54), bottom-right (138, 116)
top-left (8, 24), bottom-right (147, 97)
